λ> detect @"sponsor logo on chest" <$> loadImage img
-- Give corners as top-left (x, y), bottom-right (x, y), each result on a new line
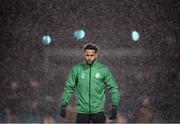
top-left (80, 73), bottom-right (85, 79)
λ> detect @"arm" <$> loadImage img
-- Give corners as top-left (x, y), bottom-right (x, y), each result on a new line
top-left (105, 68), bottom-right (120, 107)
top-left (61, 66), bottom-right (78, 106)
top-left (105, 68), bottom-right (120, 120)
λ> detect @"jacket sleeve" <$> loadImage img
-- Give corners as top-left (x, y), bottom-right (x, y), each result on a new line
top-left (61, 66), bottom-right (78, 105)
top-left (104, 68), bottom-right (120, 107)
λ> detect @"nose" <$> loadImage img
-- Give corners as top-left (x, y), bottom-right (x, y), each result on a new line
top-left (87, 56), bottom-right (91, 60)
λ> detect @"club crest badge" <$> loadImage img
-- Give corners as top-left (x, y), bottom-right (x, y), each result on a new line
top-left (95, 72), bottom-right (101, 79)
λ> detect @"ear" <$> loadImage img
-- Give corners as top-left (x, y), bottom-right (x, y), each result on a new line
top-left (95, 53), bottom-right (97, 58)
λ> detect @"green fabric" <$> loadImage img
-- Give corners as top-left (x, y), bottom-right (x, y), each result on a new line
top-left (61, 60), bottom-right (120, 114)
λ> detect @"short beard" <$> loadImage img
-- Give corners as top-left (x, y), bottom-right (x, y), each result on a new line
top-left (86, 59), bottom-right (95, 65)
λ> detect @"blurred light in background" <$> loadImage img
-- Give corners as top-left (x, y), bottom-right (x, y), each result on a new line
top-left (42, 35), bottom-right (51, 45)
top-left (131, 31), bottom-right (140, 42)
top-left (73, 29), bottom-right (85, 40)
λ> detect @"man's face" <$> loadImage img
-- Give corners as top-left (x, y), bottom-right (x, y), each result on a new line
top-left (84, 49), bottom-right (97, 65)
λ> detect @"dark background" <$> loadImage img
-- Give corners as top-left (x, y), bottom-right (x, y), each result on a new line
top-left (0, 0), bottom-right (179, 122)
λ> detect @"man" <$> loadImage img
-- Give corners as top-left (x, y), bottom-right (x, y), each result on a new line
top-left (60, 43), bottom-right (120, 123)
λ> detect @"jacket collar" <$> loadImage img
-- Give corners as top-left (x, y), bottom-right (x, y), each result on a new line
top-left (83, 59), bottom-right (97, 67)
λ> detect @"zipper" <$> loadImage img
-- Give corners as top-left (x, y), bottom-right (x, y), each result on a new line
top-left (89, 65), bottom-right (92, 114)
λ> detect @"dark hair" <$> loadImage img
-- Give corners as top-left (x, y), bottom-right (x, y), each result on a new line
top-left (83, 43), bottom-right (98, 53)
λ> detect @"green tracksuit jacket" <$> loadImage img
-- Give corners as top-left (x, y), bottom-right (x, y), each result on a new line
top-left (61, 60), bottom-right (120, 114)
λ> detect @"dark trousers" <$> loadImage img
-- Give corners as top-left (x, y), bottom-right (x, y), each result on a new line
top-left (76, 112), bottom-right (105, 123)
